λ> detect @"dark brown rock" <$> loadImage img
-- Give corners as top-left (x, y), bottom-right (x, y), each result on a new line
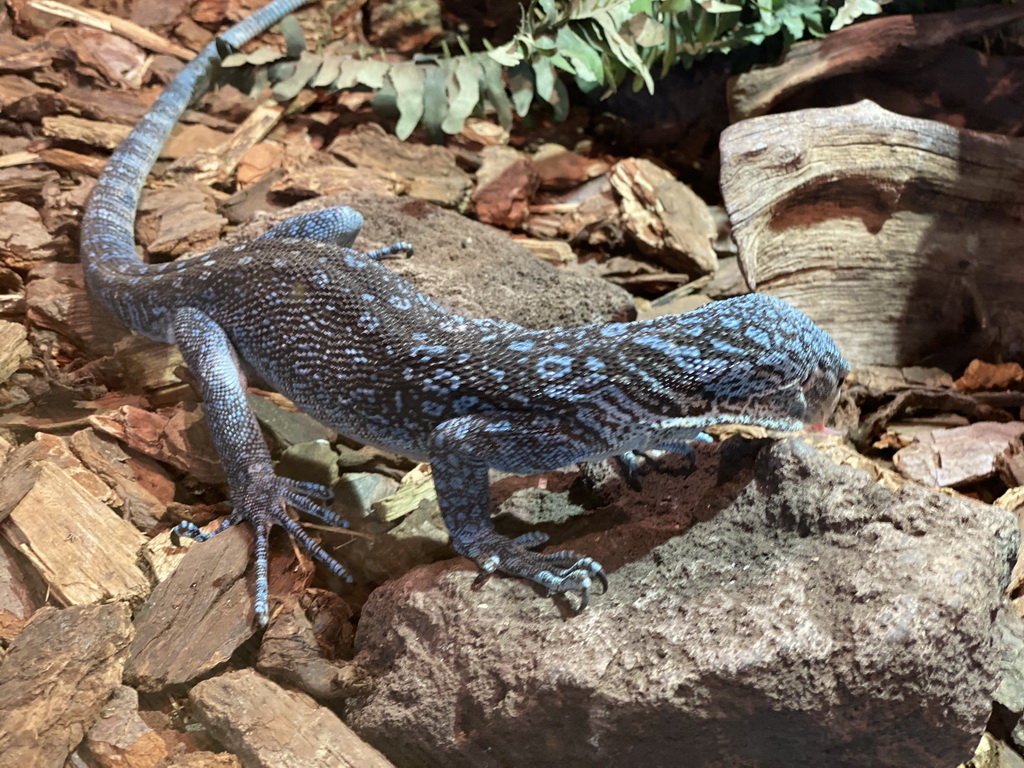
top-left (346, 439), bottom-right (1018, 767)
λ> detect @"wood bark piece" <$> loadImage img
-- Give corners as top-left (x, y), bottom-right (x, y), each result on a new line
top-left (124, 524), bottom-right (254, 692)
top-left (25, 262), bottom-right (131, 356)
top-left (532, 143), bottom-right (609, 191)
top-left (82, 686), bottom-right (169, 768)
top-left (0, 166), bottom-right (60, 205)
top-left (893, 421), bottom-right (1024, 488)
top-left (137, 184), bottom-right (226, 257)
top-left (35, 147), bottom-right (108, 176)
top-left (41, 114), bottom-right (132, 150)
top-left (89, 403), bottom-right (225, 485)
top-left (0, 200), bottom-right (64, 268)
top-left (210, 103), bottom-right (284, 184)
top-left (610, 158), bottom-right (716, 277)
top-left (0, 319), bottom-right (30, 383)
top-left (0, 535), bottom-right (47, 626)
top-left (471, 145), bottom-right (538, 229)
top-left (189, 669), bottom-right (394, 768)
top-left (0, 458), bottom-right (149, 607)
top-left (0, 603), bottom-right (133, 768)
top-left (328, 123), bottom-right (471, 207)
top-left (24, 0), bottom-right (194, 58)
top-left (720, 100), bottom-right (1024, 368)
top-left (728, 5), bottom-right (1024, 121)
top-left (68, 429), bottom-right (176, 532)
top-left (256, 592), bottom-right (370, 701)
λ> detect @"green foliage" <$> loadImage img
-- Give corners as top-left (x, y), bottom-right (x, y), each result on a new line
top-left (222, 0), bottom-right (892, 140)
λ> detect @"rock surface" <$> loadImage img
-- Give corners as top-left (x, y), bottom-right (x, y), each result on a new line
top-left (346, 439), bottom-right (1019, 767)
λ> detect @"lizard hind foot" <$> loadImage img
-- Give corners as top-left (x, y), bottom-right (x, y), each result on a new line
top-left (191, 472), bottom-right (353, 626)
top-left (465, 530), bottom-right (608, 612)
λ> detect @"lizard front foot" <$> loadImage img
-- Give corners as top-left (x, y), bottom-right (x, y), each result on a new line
top-left (172, 473), bottom-right (351, 626)
top-left (462, 530), bottom-right (608, 611)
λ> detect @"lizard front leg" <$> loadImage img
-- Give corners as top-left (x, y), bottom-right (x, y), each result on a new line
top-left (171, 307), bottom-right (351, 625)
top-left (429, 412), bottom-right (609, 609)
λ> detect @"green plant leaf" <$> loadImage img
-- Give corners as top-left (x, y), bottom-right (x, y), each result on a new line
top-left (442, 57), bottom-right (482, 134)
top-left (272, 51), bottom-right (320, 100)
top-left (831, 0), bottom-right (887, 31)
top-left (335, 59), bottom-right (390, 90)
top-left (481, 58), bottom-right (513, 129)
top-left (421, 65), bottom-right (447, 142)
top-left (508, 61), bottom-right (535, 118)
top-left (279, 14), bottom-right (305, 59)
top-left (556, 25), bottom-right (605, 84)
top-left (389, 61), bottom-right (425, 140)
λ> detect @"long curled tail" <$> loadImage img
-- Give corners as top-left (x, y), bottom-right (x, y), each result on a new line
top-left (80, 0), bottom-right (311, 324)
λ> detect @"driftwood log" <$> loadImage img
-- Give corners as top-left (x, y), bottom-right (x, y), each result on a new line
top-left (720, 100), bottom-right (1024, 368)
top-left (728, 4), bottom-right (1024, 121)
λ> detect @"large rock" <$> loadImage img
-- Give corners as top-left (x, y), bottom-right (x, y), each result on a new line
top-left (346, 439), bottom-right (1019, 767)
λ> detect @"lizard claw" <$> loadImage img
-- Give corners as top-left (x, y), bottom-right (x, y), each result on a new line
top-left (461, 529), bottom-right (607, 611)
top-left (173, 472), bottom-right (351, 626)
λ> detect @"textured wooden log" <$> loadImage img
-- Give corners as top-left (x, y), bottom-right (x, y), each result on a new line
top-left (720, 100), bottom-right (1024, 368)
top-left (728, 4), bottom-right (1024, 121)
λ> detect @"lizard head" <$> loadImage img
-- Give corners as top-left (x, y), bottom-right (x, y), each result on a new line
top-left (698, 295), bottom-right (850, 432)
top-left (628, 294), bottom-right (849, 433)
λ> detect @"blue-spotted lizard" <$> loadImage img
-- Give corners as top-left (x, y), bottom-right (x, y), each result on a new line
top-left (80, 0), bottom-right (849, 625)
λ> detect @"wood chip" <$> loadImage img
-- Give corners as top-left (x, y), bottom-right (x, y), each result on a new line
top-left (328, 122), bottom-right (471, 207)
top-left (372, 463), bottom-right (435, 522)
top-left (729, 4), bottom-right (1024, 120)
top-left (532, 143), bottom-right (609, 191)
top-left (515, 237), bottom-right (576, 266)
top-left (0, 320), bottom-right (30, 383)
top-left (0, 603), bottom-right (133, 766)
top-left (893, 421), bottom-right (1024, 487)
top-left (125, 524), bottom-right (255, 692)
top-left (69, 428), bottom-right (177, 532)
top-left (89, 403), bottom-right (225, 485)
top-left (0, 200), bottom-right (64, 269)
top-left (955, 359), bottom-right (1024, 392)
top-left (35, 147), bottom-right (108, 176)
top-left (189, 669), bottom-right (395, 767)
top-left (137, 184), bottom-right (227, 257)
top-left (25, 0), bottom-right (194, 59)
top-left (41, 113), bottom-right (131, 150)
top-left (256, 592), bottom-right (370, 701)
top-left (82, 686), bottom-right (169, 767)
top-left (472, 145), bottom-right (538, 228)
top-left (0, 458), bottom-right (150, 606)
top-left (610, 157), bottom-right (716, 276)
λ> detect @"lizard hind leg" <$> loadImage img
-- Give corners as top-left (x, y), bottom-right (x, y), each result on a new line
top-left (171, 306), bottom-right (350, 626)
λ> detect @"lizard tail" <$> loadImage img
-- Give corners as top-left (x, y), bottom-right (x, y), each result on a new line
top-left (80, 0), bottom-right (312, 290)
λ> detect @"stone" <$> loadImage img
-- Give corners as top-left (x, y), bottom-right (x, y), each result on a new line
top-left (346, 439), bottom-right (1018, 766)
